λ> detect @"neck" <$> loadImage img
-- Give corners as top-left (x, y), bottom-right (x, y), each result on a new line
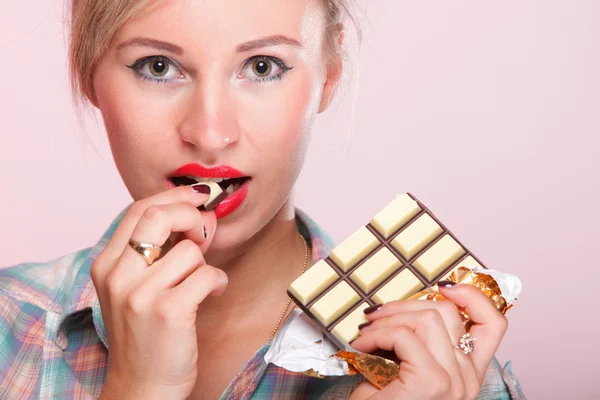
top-left (196, 198), bottom-right (308, 331)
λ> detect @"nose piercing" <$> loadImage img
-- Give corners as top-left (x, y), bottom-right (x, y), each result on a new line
top-left (223, 136), bottom-right (231, 144)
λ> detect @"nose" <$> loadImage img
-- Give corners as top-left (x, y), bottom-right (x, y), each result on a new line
top-left (177, 80), bottom-right (241, 154)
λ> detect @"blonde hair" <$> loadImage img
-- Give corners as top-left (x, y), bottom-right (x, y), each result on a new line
top-left (67, 0), bottom-right (361, 106)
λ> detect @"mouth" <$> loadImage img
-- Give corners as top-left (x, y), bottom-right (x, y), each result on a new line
top-left (170, 175), bottom-right (250, 196)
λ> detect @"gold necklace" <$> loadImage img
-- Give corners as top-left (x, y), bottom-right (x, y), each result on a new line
top-left (268, 234), bottom-right (308, 342)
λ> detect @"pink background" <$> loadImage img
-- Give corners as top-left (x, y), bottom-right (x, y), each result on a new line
top-left (1, 1), bottom-right (598, 398)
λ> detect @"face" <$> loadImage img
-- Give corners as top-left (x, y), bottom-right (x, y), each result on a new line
top-left (92, 0), bottom-right (341, 254)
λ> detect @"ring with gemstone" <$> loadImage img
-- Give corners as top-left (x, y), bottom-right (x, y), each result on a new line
top-left (454, 333), bottom-right (477, 355)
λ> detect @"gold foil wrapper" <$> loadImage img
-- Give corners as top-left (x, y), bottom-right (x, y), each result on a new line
top-left (334, 266), bottom-right (517, 388)
top-left (406, 266), bottom-right (514, 330)
top-left (336, 350), bottom-right (399, 390)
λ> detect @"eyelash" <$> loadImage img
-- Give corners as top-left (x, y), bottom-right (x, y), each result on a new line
top-left (126, 55), bottom-right (293, 84)
top-left (242, 56), bottom-right (293, 83)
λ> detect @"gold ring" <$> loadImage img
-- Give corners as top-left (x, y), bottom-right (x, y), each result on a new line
top-left (454, 333), bottom-right (476, 355)
top-left (128, 239), bottom-right (162, 266)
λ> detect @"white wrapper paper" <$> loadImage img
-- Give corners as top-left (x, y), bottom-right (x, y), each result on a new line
top-left (472, 267), bottom-right (523, 304)
top-left (264, 308), bottom-right (348, 376)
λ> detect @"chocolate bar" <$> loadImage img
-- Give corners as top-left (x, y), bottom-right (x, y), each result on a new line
top-left (287, 193), bottom-right (486, 350)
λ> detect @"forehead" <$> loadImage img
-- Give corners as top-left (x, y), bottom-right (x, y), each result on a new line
top-left (117, 0), bottom-right (326, 54)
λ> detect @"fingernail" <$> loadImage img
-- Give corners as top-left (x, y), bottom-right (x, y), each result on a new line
top-left (358, 321), bottom-right (373, 330)
top-left (203, 225), bottom-right (207, 239)
top-left (438, 280), bottom-right (457, 288)
top-left (363, 304), bottom-right (382, 315)
top-left (192, 184), bottom-right (211, 195)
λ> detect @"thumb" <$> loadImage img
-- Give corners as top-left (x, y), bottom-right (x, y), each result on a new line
top-left (438, 283), bottom-right (508, 379)
top-left (197, 210), bottom-right (217, 254)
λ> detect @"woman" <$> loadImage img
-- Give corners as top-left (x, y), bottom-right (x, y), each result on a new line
top-left (0, 0), bottom-right (524, 398)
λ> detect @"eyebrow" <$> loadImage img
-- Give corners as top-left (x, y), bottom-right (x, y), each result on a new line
top-left (116, 34), bottom-right (302, 55)
top-left (117, 37), bottom-right (184, 55)
top-left (235, 34), bottom-right (302, 52)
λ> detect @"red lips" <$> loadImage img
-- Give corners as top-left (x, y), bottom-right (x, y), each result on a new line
top-left (171, 163), bottom-right (250, 219)
top-left (172, 164), bottom-right (246, 179)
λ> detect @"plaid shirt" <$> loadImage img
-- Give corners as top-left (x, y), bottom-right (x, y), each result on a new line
top-left (0, 205), bottom-right (525, 399)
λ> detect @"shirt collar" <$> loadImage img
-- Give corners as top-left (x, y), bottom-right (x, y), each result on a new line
top-left (55, 205), bottom-right (335, 350)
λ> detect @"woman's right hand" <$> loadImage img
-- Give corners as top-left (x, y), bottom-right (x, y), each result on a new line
top-left (91, 186), bottom-right (229, 400)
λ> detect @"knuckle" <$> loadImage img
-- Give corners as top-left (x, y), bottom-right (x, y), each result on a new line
top-left (155, 298), bottom-right (179, 321)
top-left (129, 201), bottom-right (148, 218)
top-left (178, 239), bottom-right (203, 259)
top-left (143, 205), bottom-right (167, 223)
top-left (438, 300), bottom-right (459, 316)
top-left (105, 271), bottom-right (124, 296)
top-left (90, 257), bottom-right (104, 284)
top-left (201, 265), bottom-right (224, 284)
top-left (125, 291), bottom-right (149, 315)
top-left (420, 309), bottom-right (444, 327)
top-left (497, 313), bottom-right (509, 332)
top-left (393, 326), bottom-right (413, 339)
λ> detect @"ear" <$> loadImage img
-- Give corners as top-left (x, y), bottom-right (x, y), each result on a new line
top-left (318, 26), bottom-right (345, 114)
top-left (86, 86), bottom-right (100, 109)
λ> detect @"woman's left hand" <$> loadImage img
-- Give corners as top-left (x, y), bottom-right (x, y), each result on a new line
top-left (349, 283), bottom-right (508, 400)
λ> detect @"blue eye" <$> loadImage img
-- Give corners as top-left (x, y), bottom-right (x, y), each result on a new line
top-left (241, 56), bottom-right (293, 83)
top-left (126, 56), bottom-right (184, 84)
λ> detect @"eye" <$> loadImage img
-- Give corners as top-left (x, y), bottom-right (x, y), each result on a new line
top-left (148, 59), bottom-right (169, 76)
top-left (252, 59), bottom-right (272, 77)
top-left (240, 56), bottom-right (292, 83)
top-left (127, 56), bottom-right (185, 83)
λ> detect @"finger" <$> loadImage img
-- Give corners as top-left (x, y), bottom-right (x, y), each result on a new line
top-left (117, 203), bottom-right (208, 275)
top-left (166, 263), bottom-right (228, 307)
top-left (439, 284), bottom-right (508, 379)
top-left (196, 210), bottom-right (217, 255)
top-left (367, 300), bottom-right (466, 342)
top-left (141, 239), bottom-right (207, 291)
top-left (361, 310), bottom-right (465, 398)
top-left (352, 326), bottom-right (440, 370)
top-left (365, 300), bottom-right (481, 397)
top-left (352, 326), bottom-right (451, 398)
top-left (92, 187), bottom-right (209, 291)
top-left (101, 186), bottom-right (209, 266)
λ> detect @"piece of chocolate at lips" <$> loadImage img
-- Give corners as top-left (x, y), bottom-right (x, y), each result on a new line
top-left (192, 181), bottom-right (229, 211)
top-left (171, 176), bottom-right (231, 211)
top-left (287, 193), bottom-right (487, 351)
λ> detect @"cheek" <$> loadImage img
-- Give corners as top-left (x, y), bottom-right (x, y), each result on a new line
top-left (242, 73), bottom-right (320, 164)
top-left (94, 63), bottom-right (174, 153)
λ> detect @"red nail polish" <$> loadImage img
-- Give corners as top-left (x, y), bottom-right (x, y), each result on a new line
top-left (192, 184), bottom-right (211, 195)
top-left (358, 321), bottom-right (373, 330)
top-left (438, 280), bottom-right (457, 288)
top-left (363, 304), bottom-right (382, 315)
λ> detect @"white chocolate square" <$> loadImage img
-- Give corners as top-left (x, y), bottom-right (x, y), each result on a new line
top-left (331, 303), bottom-right (370, 345)
top-left (413, 235), bottom-right (465, 280)
top-left (392, 214), bottom-right (443, 259)
top-left (191, 181), bottom-right (223, 203)
top-left (288, 260), bottom-right (339, 306)
top-left (309, 281), bottom-right (360, 326)
top-left (330, 227), bottom-right (380, 272)
top-left (440, 256), bottom-right (484, 281)
top-left (350, 248), bottom-right (401, 293)
top-left (372, 269), bottom-right (424, 304)
top-left (370, 194), bottom-right (421, 238)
